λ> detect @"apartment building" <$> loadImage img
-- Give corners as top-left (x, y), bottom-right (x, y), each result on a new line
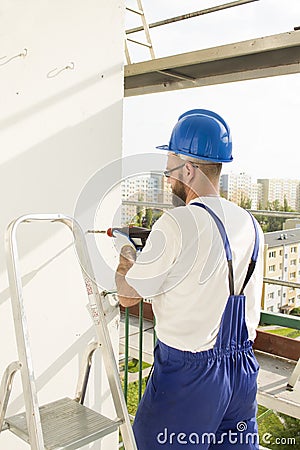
top-left (121, 172), bottom-right (170, 224)
top-left (258, 178), bottom-right (300, 211)
top-left (250, 183), bottom-right (262, 210)
top-left (220, 173), bottom-right (261, 209)
top-left (220, 174), bottom-right (300, 212)
top-left (263, 228), bottom-right (300, 313)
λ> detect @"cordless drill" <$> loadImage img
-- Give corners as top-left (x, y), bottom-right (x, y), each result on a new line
top-left (88, 226), bottom-right (151, 249)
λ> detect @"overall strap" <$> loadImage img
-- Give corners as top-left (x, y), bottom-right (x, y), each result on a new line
top-left (239, 211), bottom-right (260, 295)
top-left (191, 202), bottom-right (234, 296)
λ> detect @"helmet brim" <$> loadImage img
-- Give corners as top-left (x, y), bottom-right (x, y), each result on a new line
top-left (156, 145), bottom-right (233, 163)
top-left (156, 145), bottom-right (170, 150)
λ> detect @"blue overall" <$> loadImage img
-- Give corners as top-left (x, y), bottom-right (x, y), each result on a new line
top-left (133, 203), bottom-right (260, 449)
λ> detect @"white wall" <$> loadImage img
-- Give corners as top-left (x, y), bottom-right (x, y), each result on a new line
top-left (0, 1), bottom-right (124, 449)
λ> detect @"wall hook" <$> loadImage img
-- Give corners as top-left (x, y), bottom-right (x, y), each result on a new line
top-left (0, 48), bottom-right (28, 67)
top-left (47, 62), bottom-right (75, 79)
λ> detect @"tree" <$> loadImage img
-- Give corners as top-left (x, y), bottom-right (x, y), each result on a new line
top-left (255, 199), bottom-right (295, 233)
top-left (144, 208), bottom-right (153, 229)
top-left (290, 307), bottom-right (300, 317)
top-left (135, 209), bottom-right (144, 227)
top-left (239, 194), bottom-right (252, 210)
top-left (265, 200), bottom-right (285, 232)
top-left (135, 192), bottom-right (144, 226)
top-left (283, 196), bottom-right (294, 212)
top-left (255, 201), bottom-right (269, 232)
top-left (152, 210), bottom-right (163, 224)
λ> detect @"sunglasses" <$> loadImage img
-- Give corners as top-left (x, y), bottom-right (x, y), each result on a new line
top-left (163, 162), bottom-right (186, 178)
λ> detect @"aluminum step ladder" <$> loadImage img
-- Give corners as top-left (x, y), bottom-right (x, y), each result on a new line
top-left (125, 0), bottom-right (155, 63)
top-left (0, 214), bottom-right (137, 450)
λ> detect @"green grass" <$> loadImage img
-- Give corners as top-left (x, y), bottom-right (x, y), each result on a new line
top-left (120, 359), bottom-right (150, 415)
top-left (121, 358), bottom-right (151, 374)
top-left (257, 405), bottom-right (300, 449)
top-left (266, 327), bottom-right (300, 339)
top-left (125, 378), bottom-right (147, 416)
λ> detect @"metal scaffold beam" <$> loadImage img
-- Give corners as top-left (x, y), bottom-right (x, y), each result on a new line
top-left (125, 31), bottom-right (300, 96)
top-left (126, 0), bottom-right (259, 35)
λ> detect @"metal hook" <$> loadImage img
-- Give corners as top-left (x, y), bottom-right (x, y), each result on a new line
top-left (47, 62), bottom-right (75, 79)
top-left (0, 48), bottom-right (28, 67)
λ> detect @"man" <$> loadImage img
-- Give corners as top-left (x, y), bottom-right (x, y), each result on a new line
top-left (115, 109), bottom-right (264, 449)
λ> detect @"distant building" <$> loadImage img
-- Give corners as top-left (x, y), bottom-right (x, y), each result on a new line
top-left (221, 174), bottom-right (300, 212)
top-left (250, 183), bottom-right (262, 210)
top-left (220, 173), bottom-right (261, 209)
top-left (121, 172), bottom-right (172, 224)
top-left (160, 174), bottom-right (173, 205)
top-left (263, 228), bottom-right (300, 313)
top-left (258, 178), bottom-right (300, 211)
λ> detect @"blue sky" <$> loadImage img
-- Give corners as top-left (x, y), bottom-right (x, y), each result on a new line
top-left (123, 0), bottom-right (300, 181)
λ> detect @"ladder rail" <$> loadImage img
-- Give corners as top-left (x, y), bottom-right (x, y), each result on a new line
top-left (5, 216), bottom-right (48, 450)
top-left (5, 214), bottom-right (137, 450)
top-left (70, 217), bottom-right (137, 448)
top-left (136, 0), bottom-right (155, 59)
top-left (0, 361), bottom-right (22, 432)
top-left (75, 341), bottom-right (99, 404)
top-left (125, 0), bottom-right (155, 63)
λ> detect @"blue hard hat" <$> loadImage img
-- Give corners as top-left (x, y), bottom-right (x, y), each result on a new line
top-left (157, 109), bottom-right (233, 163)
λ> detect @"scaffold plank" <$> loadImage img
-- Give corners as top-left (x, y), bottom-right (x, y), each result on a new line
top-left (125, 31), bottom-right (300, 96)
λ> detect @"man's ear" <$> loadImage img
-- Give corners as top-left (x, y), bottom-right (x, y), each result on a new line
top-left (185, 161), bottom-right (196, 179)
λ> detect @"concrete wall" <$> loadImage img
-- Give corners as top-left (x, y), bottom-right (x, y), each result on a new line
top-left (0, 1), bottom-right (124, 449)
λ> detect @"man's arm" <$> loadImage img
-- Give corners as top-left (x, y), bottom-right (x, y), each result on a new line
top-left (115, 245), bottom-right (143, 307)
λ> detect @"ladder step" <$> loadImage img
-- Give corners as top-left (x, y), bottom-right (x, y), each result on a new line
top-left (5, 397), bottom-right (122, 450)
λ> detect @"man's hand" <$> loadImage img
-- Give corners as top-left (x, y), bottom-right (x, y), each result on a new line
top-left (117, 249), bottom-right (136, 276)
top-left (114, 232), bottom-right (142, 307)
top-left (112, 230), bottom-right (136, 253)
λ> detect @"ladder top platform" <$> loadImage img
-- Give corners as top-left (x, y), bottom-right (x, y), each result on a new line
top-left (6, 397), bottom-right (122, 450)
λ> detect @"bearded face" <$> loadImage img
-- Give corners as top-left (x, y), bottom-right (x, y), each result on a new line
top-left (171, 176), bottom-right (187, 207)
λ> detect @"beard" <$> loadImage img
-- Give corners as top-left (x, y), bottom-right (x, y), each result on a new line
top-left (172, 179), bottom-right (187, 207)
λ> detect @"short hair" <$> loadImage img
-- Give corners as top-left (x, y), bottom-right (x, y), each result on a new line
top-left (175, 154), bottom-right (222, 180)
top-left (197, 162), bottom-right (222, 180)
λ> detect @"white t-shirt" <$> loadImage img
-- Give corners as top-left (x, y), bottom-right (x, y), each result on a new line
top-left (126, 196), bottom-right (264, 352)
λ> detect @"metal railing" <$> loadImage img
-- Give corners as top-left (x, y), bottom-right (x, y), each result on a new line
top-left (126, 0), bottom-right (259, 39)
top-left (122, 200), bottom-right (300, 219)
top-left (120, 277), bottom-right (300, 420)
top-left (118, 205), bottom-right (300, 448)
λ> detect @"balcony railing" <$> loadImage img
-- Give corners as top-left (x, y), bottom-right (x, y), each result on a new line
top-left (122, 200), bottom-right (300, 219)
top-left (118, 205), bottom-right (300, 447)
top-left (119, 278), bottom-right (300, 448)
